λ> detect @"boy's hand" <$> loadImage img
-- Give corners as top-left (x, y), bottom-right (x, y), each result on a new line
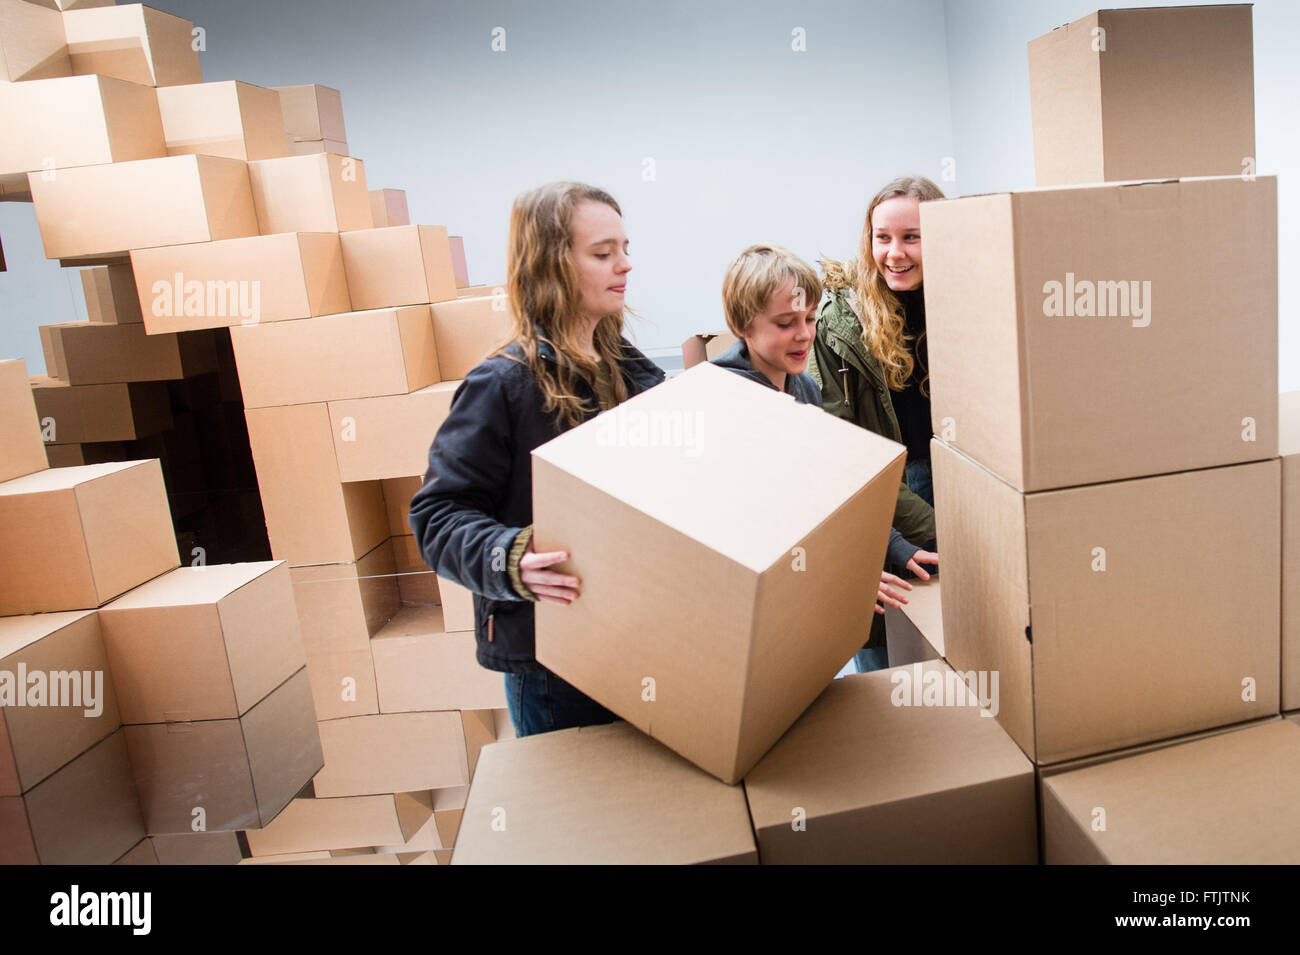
top-left (520, 543), bottom-right (581, 605)
top-left (876, 571), bottom-right (913, 615)
top-left (906, 549), bottom-right (939, 581)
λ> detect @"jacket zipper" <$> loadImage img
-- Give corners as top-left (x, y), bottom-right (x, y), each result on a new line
top-left (487, 614), bottom-right (494, 643)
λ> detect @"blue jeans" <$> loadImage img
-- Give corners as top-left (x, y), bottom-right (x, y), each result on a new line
top-left (504, 669), bottom-right (618, 738)
top-left (853, 644), bottom-right (891, 674)
top-left (905, 457), bottom-right (939, 560)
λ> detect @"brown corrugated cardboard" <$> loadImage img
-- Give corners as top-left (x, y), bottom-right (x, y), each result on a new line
top-left (533, 362), bottom-right (905, 783)
top-left (273, 84), bottom-right (345, 144)
top-left (124, 667), bottom-right (323, 834)
top-left (44, 444), bottom-right (84, 468)
top-left (99, 562), bottom-right (306, 723)
top-left (391, 534), bottom-right (439, 605)
top-left (156, 80), bottom-right (288, 161)
top-left (435, 567), bottom-right (474, 632)
top-left (327, 380), bottom-right (457, 482)
top-left (429, 295), bottom-right (512, 381)
top-left (304, 647), bottom-right (378, 721)
top-left (1, 729), bottom-right (145, 865)
top-left (1041, 719), bottom-right (1300, 863)
top-left (457, 283), bottom-right (499, 299)
top-left (371, 606), bottom-right (506, 713)
top-left (744, 660), bottom-right (1036, 864)
top-left (382, 476), bottom-right (421, 537)
top-left (236, 850), bottom-right (331, 864)
top-left (921, 176), bottom-right (1277, 491)
top-left (0, 0), bottom-right (71, 83)
top-left (368, 188), bottom-right (408, 228)
top-left (30, 376), bottom-right (172, 443)
top-left (113, 838), bottom-right (159, 864)
top-left (453, 721), bottom-right (756, 864)
top-left (0, 610), bottom-right (120, 793)
top-left (431, 785), bottom-right (466, 849)
top-left (933, 438), bottom-right (1280, 766)
top-left (312, 711), bottom-right (468, 798)
top-left (149, 830), bottom-right (243, 864)
top-left (245, 403), bottom-right (388, 566)
top-left (681, 331), bottom-right (737, 370)
top-left (461, 708), bottom-right (497, 777)
top-left (28, 154), bottom-right (258, 260)
top-left (247, 153), bottom-right (370, 234)
top-left (885, 576), bottom-right (944, 665)
top-left (230, 305), bottom-right (436, 409)
top-left (0, 74), bottom-right (164, 183)
top-left (1282, 391), bottom-right (1300, 711)
top-left (38, 321), bottom-right (207, 384)
top-left (82, 263), bottom-right (144, 324)
top-left (244, 791), bottom-right (431, 856)
top-left (38, 323), bottom-right (66, 379)
top-left (286, 138), bottom-right (348, 156)
top-left (0, 460), bottom-right (179, 615)
top-left (131, 232), bottom-right (349, 333)
top-left (1, 359), bottom-right (48, 482)
top-left (62, 2), bottom-right (202, 87)
top-left (1028, 6), bottom-right (1255, 186)
top-left (289, 541), bottom-right (399, 654)
top-left (340, 225), bottom-right (459, 310)
top-left (449, 236), bottom-right (468, 287)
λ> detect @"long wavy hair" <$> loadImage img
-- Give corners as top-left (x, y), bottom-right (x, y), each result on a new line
top-left (852, 175), bottom-right (945, 392)
top-left (503, 181), bottom-right (631, 429)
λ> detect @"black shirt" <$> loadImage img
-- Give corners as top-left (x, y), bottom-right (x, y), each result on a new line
top-left (890, 287), bottom-right (931, 463)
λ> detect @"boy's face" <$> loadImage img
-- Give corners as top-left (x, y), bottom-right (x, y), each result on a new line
top-left (745, 277), bottom-right (818, 382)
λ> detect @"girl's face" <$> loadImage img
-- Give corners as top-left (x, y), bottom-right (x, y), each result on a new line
top-left (569, 200), bottom-right (631, 323)
top-left (745, 277), bottom-right (818, 385)
top-left (871, 196), bottom-right (923, 292)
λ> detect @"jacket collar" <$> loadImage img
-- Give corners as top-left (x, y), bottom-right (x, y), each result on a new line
top-left (533, 335), bottom-right (665, 389)
top-left (819, 289), bottom-right (886, 388)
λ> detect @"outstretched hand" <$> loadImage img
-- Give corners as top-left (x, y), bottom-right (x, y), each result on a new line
top-left (519, 543), bottom-right (581, 605)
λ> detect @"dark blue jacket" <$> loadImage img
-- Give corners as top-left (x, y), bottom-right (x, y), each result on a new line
top-left (709, 339), bottom-right (824, 406)
top-left (409, 337), bottom-right (665, 672)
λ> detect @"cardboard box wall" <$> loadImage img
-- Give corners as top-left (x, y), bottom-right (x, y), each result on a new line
top-left (113, 838), bottom-right (158, 864)
top-left (681, 331), bottom-right (737, 370)
top-left (533, 362), bottom-right (905, 783)
top-left (131, 231), bottom-right (350, 334)
top-left (744, 660), bottom-right (1036, 864)
top-left (0, 74), bottom-right (165, 184)
top-left (1028, 5), bottom-right (1255, 186)
top-left (273, 84), bottom-right (346, 144)
top-left (1041, 719), bottom-right (1300, 863)
top-left (29, 154), bottom-right (259, 260)
top-left (1, 359), bottom-right (49, 482)
top-left (243, 791), bottom-right (431, 857)
top-left (371, 606), bottom-right (507, 713)
top-left (312, 711), bottom-right (468, 798)
top-left (327, 380), bottom-right (457, 482)
top-left (124, 667), bottom-right (323, 834)
top-left (1283, 391), bottom-right (1300, 711)
top-left (0, 0), bottom-right (72, 82)
top-left (30, 376), bottom-right (172, 444)
top-left (429, 295), bottom-right (512, 381)
top-left (82, 263), bottom-right (144, 324)
top-left (340, 225), bottom-right (458, 311)
top-left (304, 646), bottom-right (379, 721)
top-left (368, 188), bottom-right (408, 228)
top-left (453, 721), bottom-right (757, 865)
top-left (289, 539), bottom-right (399, 655)
top-left (921, 175), bottom-right (1277, 492)
top-left (247, 152), bottom-right (370, 235)
top-left (286, 138), bottom-right (347, 157)
top-left (0, 459), bottom-right (179, 614)
top-left (883, 576), bottom-right (944, 666)
top-left (149, 830), bottom-right (242, 865)
top-left (156, 80), bottom-right (289, 162)
top-left (932, 438), bottom-right (1280, 766)
top-left (62, 2), bottom-right (203, 87)
top-left (391, 534), bottom-right (441, 606)
top-left (449, 236), bottom-right (469, 287)
top-left (38, 321), bottom-right (217, 384)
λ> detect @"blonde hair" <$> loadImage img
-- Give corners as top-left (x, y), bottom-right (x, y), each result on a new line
top-left (851, 175), bottom-right (945, 392)
top-left (721, 243), bottom-right (822, 339)
top-left (503, 181), bottom-right (631, 429)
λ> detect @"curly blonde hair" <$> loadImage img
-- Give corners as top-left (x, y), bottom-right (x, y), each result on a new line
top-left (503, 181), bottom-right (631, 429)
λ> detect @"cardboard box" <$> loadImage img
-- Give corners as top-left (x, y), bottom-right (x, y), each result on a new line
top-left (1, 359), bottom-right (48, 482)
top-left (461, 707), bottom-right (497, 777)
top-left (38, 321), bottom-right (212, 384)
top-left (449, 236), bottom-right (468, 287)
top-left (391, 534), bottom-right (439, 606)
top-left (884, 576), bottom-right (944, 664)
top-left (1042, 719), bottom-right (1300, 863)
top-left (82, 263), bottom-right (144, 324)
top-left (0, 74), bottom-right (165, 183)
top-left (113, 838), bottom-right (158, 864)
top-left (312, 711), bottom-right (468, 798)
top-left (1028, 6), bottom-right (1255, 186)
top-left (244, 403), bottom-right (388, 565)
top-left (340, 225), bottom-right (459, 311)
top-left (368, 188), bottom-right (408, 228)
top-left (371, 606), bottom-right (507, 713)
top-left (289, 540), bottom-right (399, 655)
top-left (382, 476), bottom-right (421, 537)
top-left (429, 295), bottom-right (513, 381)
top-left (533, 362), bottom-right (905, 783)
top-left (0, 459), bottom-right (179, 615)
top-left (99, 562), bottom-right (306, 724)
top-left (124, 667), bottom-right (323, 834)
top-left (436, 573), bottom-right (476, 632)
top-left (0, 0), bottom-right (71, 83)
top-left (458, 283), bottom-right (500, 299)
top-left (149, 830), bottom-right (242, 865)
top-left (244, 791), bottom-right (431, 856)
top-left (921, 176), bottom-right (1277, 492)
top-left (681, 331), bottom-right (737, 370)
top-left (1283, 391), bottom-right (1300, 712)
top-left (0, 729), bottom-right (144, 865)
top-left (431, 785), bottom-right (466, 849)
top-left (131, 232), bottom-right (349, 334)
top-left (247, 153), bottom-right (370, 235)
top-left (304, 647), bottom-right (378, 721)
top-left (286, 138), bottom-right (347, 157)
top-left (744, 660), bottom-right (1036, 864)
top-left (453, 721), bottom-right (756, 864)
top-left (273, 84), bottom-right (346, 144)
top-left (28, 154), bottom-right (258, 260)
top-left (230, 305), bottom-right (436, 408)
top-left (0, 610), bottom-right (120, 794)
top-left (156, 80), bottom-right (288, 162)
top-left (933, 439), bottom-right (1280, 765)
top-left (62, 2), bottom-right (202, 87)
top-left (30, 376), bottom-right (172, 444)
top-left (327, 380), bottom-right (457, 482)
top-left (45, 444), bottom-right (84, 468)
